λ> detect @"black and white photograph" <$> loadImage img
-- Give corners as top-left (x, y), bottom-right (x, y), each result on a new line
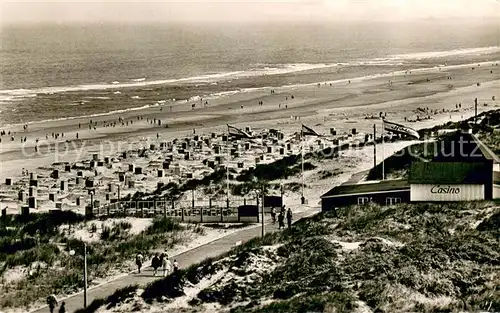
top-left (0, 1), bottom-right (499, 312)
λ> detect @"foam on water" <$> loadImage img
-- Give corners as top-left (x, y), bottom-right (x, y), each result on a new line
top-left (390, 46), bottom-right (500, 60)
top-left (1, 46), bottom-right (499, 104)
top-left (1, 44), bottom-right (500, 127)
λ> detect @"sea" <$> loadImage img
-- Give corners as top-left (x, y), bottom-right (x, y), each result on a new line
top-left (0, 20), bottom-right (499, 126)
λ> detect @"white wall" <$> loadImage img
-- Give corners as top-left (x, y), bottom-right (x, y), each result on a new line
top-left (410, 184), bottom-right (484, 202)
top-left (493, 184), bottom-right (500, 199)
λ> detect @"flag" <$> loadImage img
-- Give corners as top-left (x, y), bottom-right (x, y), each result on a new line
top-left (301, 124), bottom-right (321, 137)
top-left (227, 124), bottom-right (253, 140)
top-left (383, 120), bottom-right (420, 139)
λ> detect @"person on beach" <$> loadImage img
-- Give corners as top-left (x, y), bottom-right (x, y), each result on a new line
top-left (47, 294), bottom-right (57, 313)
top-left (151, 253), bottom-right (161, 276)
top-left (135, 253), bottom-right (144, 273)
top-left (173, 259), bottom-right (179, 272)
top-left (162, 253), bottom-right (171, 277)
top-left (278, 211), bottom-right (285, 229)
top-left (270, 207), bottom-right (276, 224)
top-left (58, 301), bottom-right (66, 313)
top-left (286, 208), bottom-right (293, 230)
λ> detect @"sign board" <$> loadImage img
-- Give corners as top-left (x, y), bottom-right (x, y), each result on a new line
top-left (410, 184), bottom-right (484, 201)
top-left (263, 195), bottom-right (282, 209)
top-left (238, 205), bottom-right (259, 217)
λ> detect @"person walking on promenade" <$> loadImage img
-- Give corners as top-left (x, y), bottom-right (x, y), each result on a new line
top-left (286, 208), bottom-right (293, 230)
top-left (151, 253), bottom-right (161, 276)
top-left (161, 253), bottom-right (172, 277)
top-left (46, 294), bottom-right (57, 313)
top-left (135, 253), bottom-right (144, 274)
top-left (173, 259), bottom-right (179, 272)
top-left (270, 207), bottom-right (276, 224)
top-left (278, 211), bottom-right (285, 229)
top-left (58, 301), bottom-right (66, 313)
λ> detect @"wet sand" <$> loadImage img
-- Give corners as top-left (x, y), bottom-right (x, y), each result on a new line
top-left (1, 60), bottom-right (499, 183)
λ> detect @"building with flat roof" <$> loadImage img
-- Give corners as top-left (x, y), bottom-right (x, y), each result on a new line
top-left (320, 179), bottom-right (410, 211)
top-left (321, 131), bottom-right (500, 211)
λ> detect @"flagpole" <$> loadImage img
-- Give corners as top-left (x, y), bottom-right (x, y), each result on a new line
top-left (301, 128), bottom-right (305, 204)
top-left (381, 120), bottom-right (385, 181)
top-left (226, 129), bottom-right (230, 203)
top-left (373, 124), bottom-right (376, 169)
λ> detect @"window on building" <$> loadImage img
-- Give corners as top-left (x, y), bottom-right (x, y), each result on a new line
top-left (386, 197), bottom-right (402, 205)
top-left (357, 197), bottom-right (370, 205)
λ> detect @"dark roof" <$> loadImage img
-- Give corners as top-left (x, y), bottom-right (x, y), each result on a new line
top-left (321, 179), bottom-right (409, 198)
top-left (433, 131), bottom-right (500, 163)
top-left (409, 162), bottom-right (489, 184)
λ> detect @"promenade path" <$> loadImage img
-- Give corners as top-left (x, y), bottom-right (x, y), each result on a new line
top-left (32, 206), bottom-right (320, 313)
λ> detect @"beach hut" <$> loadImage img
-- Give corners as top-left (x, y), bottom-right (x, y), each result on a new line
top-left (28, 197), bottom-right (37, 209)
top-left (29, 187), bottom-right (37, 197)
top-left (60, 180), bottom-right (68, 191)
top-left (21, 205), bottom-right (30, 217)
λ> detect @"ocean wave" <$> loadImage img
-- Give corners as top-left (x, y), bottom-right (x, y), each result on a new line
top-left (85, 96), bottom-right (111, 100)
top-left (1, 103), bottom-right (162, 128)
top-left (2, 58), bottom-right (498, 128)
top-left (188, 96), bottom-right (202, 102)
top-left (0, 61), bottom-right (410, 102)
top-left (1, 46), bottom-right (499, 108)
top-left (390, 46), bottom-right (500, 60)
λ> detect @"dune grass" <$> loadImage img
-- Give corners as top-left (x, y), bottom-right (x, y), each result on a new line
top-left (0, 215), bottom-right (185, 309)
top-left (70, 200), bottom-right (500, 313)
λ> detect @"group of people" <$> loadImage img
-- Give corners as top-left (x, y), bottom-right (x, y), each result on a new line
top-left (270, 206), bottom-right (293, 230)
top-left (46, 295), bottom-right (65, 313)
top-left (135, 252), bottom-right (179, 277)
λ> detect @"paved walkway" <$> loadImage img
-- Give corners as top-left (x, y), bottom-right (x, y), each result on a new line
top-left (32, 206), bottom-right (320, 313)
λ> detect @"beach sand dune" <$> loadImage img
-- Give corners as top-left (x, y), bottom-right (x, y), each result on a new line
top-left (0, 61), bottom-right (499, 213)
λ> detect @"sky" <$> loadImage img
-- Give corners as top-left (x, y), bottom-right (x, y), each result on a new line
top-left (1, 0), bottom-right (499, 24)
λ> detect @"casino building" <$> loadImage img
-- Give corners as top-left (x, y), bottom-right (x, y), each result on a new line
top-left (321, 131), bottom-right (500, 211)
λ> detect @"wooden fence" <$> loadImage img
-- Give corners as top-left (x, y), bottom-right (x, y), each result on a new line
top-left (85, 197), bottom-right (260, 223)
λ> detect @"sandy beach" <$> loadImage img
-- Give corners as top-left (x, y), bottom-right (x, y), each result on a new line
top-left (3, 5), bottom-right (500, 313)
top-left (1, 60), bottom-right (499, 214)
